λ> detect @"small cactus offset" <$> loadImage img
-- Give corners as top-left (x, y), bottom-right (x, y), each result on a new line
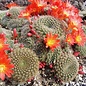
top-left (8, 47), bottom-right (39, 82)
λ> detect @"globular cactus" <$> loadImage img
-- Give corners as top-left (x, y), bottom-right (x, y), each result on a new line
top-left (19, 24), bottom-right (37, 49)
top-left (33, 41), bottom-right (49, 62)
top-left (54, 52), bottom-right (79, 82)
top-left (0, 10), bottom-right (8, 23)
top-left (32, 15), bottom-right (66, 39)
top-left (0, 26), bottom-right (12, 39)
top-left (45, 47), bottom-right (63, 64)
top-left (75, 45), bottom-right (86, 57)
top-left (7, 18), bottom-right (28, 30)
top-left (19, 37), bottom-right (36, 49)
top-left (0, 15), bottom-right (11, 27)
top-left (20, 24), bottom-right (31, 38)
top-left (6, 39), bottom-right (14, 48)
top-left (8, 7), bottom-right (23, 19)
top-left (8, 47), bottom-right (39, 82)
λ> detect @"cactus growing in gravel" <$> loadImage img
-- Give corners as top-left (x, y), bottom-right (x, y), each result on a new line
top-left (8, 47), bottom-right (39, 82)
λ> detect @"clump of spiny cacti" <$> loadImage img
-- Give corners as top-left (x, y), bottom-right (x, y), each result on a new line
top-left (54, 52), bottom-right (79, 82)
top-left (8, 47), bottom-right (39, 82)
top-left (0, 6), bottom-right (28, 30)
top-left (19, 15), bottom-right (67, 52)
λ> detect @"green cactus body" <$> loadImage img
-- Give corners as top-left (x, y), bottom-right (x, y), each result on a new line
top-left (54, 52), bottom-right (79, 82)
top-left (6, 40), bottom-right (14, 48)
top-left (0, 15), bottom-right (11, 27)
top-left (45, 47), bottom-right (63, 64)
top-left (20, 24), bottom-right (31, 38)
top-left (0, 10), bottom-right (8, 23)
top-left (33, 15), bottom-right (66, 39)
top-left (75, 45), bottom-right (86, 57)
top-left (7, 18), bottom-right (28, 30)
top-left (20, 16), bottom-right (65, 51)
top-left (8, 48), bottom-right (39, 82)
top-left (0, 27), bottom-right (12, 39)
top-left (9, 7), bottom-right (22, 19)
top-left (33, 41), bottom-right (49, 61)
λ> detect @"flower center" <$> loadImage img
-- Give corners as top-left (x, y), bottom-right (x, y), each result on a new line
top-left (47, 39), bottom-right (55, 47)
top-left (0, 64), bottom-right (6, 73)
top-left (23, 13), bottom-right (30, 17)
top-left (52, 6), bottom-right (58, 9)
top-left (0, 43), bottom-right (3, 49)
top-left (76, 35), bottom-right (82, 42)
top-left (63, 10), bottom-right (69, 17)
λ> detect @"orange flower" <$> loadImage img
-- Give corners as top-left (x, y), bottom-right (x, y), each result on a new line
top-left (44, 33), bottom-right (60, 51)
top-left (18, 9), bottom-right (31, 20)
top-left (0, 39), bottom-right (9, 52)
top-left (66, 34), bottom-right (74, 45)
top-left (27, 0), bottom-right (47, 14)
top-left (29, 0), bottom-right (47, 7)
top-left (68, 15), bottom-right (82, 30)
top-left (72, 29), bottom-right (86, 46)
top-left (0, 33), bottom-right (6, 42)
top-left (6, 2), bottom-right (18, 9)
top-left (0, 55), bottom-right (14, 80)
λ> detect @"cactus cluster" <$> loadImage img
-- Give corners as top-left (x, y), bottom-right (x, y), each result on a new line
top-left (8, 47), bottom-right (39, 82)
top-left (17, 15), bottom-right (79, 83)
top-left (0, 0), bottom-right (83, 85)
top-left (0, 6), bottom-right (28, 30)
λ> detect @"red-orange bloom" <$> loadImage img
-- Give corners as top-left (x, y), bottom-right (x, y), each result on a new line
top-left (0, 33), bottom-right (6, 42)
top-left (6, 2), bottom-right (18, 9)
top-left (0, 55), bottom-right (14, 80)
top-left (0, 39), bottom-right (9, 52)
top-left (18, 9), bottom-right (31, 20)
top-left (72, 29), bottom-right (86, 46)
top-left (66, 34), bottom-right (74, 45)
top-left (44, 33), bottom-right (60, 51)
top-left (27, 0), bottom-right (47, 14)
top-left (68, 15), bottom-right (82, 30)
